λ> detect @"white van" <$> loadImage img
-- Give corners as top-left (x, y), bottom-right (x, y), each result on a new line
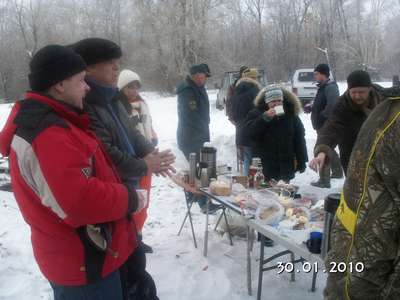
top-left (291, 68), bottom-right (318, 106)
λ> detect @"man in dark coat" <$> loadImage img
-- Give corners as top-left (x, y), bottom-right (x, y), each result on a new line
top-left (176, 63), bottom-right (220, 213)
top-left (309, 70), bottom-right (385, 177)
top-left (73, 37), bottom-right (175, 300)
top-left (231, 68), bottom-right (261, 175)
top-left (310, 63), bottom-right (342, 188)
top-left (243, 85), bottom-right (308, 182)
top-left (177, 63), bottom-right (210, 160)
top-left (226, 65), bottom-right (249, 124)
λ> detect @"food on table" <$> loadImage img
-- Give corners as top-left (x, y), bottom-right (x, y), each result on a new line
top-left (281, 206), bottom-right (310, 230)
top-left (279, 195), bottom-right (292, 208)
top-left (209, 180), bottom-right (231, 196)
top-left (259, 206), bottom-right (279, 220)
top-left (231, 182), bottom-right (247, 195)
top-left (234, 193), bottom-right (258, 210)
top-left (298, 216), bottom-right (308, 224)
top-left (293, 222), bottom-right (306, 230)
top-left (293, 196), bottom-right (312, 208)
top-left (310, 206), bottom-right (325, 222)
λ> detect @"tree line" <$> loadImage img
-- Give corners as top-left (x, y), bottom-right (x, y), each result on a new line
top-left (0, 0), bottom-right (399, 100)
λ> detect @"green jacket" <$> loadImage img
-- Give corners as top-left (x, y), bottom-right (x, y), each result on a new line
top-left (325, 96), bottom-right (400, 300)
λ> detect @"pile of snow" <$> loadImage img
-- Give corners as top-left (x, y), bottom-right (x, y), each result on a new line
top-left (0, 82), bottom-right (391, 299)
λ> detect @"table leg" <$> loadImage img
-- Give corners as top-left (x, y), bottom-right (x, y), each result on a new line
top-left (203, 196), bottom-right (210, 257)
top-left (257, 234), bottom-right (265, 300)
top-left (222, 208), bottom-right (233, 246)
top-left (290, 251), bottom-right (295, 282)
top-left (178, 200), bottom-right (193, 236)
top-left (247, 225), bottom-right (252, 296)
top-left (214, 211), bottom-right (224, 231)
top-left (187, 201), bottom-right (197, 249)
top-left (311, 263), bottom-right (318, 292)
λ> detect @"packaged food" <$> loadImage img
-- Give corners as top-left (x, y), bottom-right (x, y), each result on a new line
top-left (255, 200), bottom-right (284, 225)
top-left (282, 206), bottom-right (310, 230)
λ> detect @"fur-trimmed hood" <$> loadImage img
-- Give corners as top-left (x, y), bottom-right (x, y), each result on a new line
top-left (235, 77), bottom-right (262, 89)
top-left (254, 86), bottom-right (302, 115)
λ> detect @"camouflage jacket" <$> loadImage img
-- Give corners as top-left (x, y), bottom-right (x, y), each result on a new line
top-left (325, 96), bottom-right (400, 300)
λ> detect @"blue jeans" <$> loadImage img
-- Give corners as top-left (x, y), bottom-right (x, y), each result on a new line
top-left (50, 271), bottom-right (123, 300)
top-left (243, 146), bottom-right (252, 176)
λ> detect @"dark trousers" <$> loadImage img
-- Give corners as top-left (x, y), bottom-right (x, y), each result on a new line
top-left (119, 245), bottom-right (159, 300)
top-left (50, 270), bottom-right (123, 300)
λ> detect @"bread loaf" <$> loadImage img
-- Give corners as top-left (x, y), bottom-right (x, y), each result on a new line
top-left (209, 180), bottom-right (231, 196)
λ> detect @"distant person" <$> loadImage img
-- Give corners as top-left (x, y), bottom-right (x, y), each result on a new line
top-left (324, 88), bottom-right (400, 299)
top-left (176, 63), bottom-right (220, 213)
top-left (117, 69), bottom-right (158, 253)
top-left (310, 63), bottom-right (342, 188)
top-left (231, 68), bottom-right (261, 175)
top-left (243, 84), bottom-right (308, 183)
top-left (309, 70), bottom-right (385, 178)
top-left (226, 65), bottom-right (249, 124)
top-left (0, 45), bottom-right (141, 300)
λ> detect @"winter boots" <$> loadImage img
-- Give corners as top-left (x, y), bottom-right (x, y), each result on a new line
top-left (311, 150), bottom-right (343, 188)
top-left (311, 162), bottom-right (331, 188)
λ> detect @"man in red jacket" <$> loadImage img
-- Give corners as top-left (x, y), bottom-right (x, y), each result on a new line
top-left (0, 45), bottom-right (143, 299)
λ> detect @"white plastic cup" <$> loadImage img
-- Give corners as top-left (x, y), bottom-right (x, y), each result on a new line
top-left (274, 105), bottom-right (285, 116)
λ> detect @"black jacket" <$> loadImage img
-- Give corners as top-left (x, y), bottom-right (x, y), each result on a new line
top-left (243, 88), bottom-right (308, 181)
top-left (231, 77), bottom-right (261, 146)
top-left (83, 80), bottom-right (154, 181)
top-left (314, 85), bottom-right (385, 174)
top-left (176, 76), bottom-right (210, 158)
top-left (311, 79), bottom-right (339, 130)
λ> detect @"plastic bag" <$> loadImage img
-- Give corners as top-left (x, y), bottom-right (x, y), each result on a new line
top-left (255, 198), bottom-right (284, 226)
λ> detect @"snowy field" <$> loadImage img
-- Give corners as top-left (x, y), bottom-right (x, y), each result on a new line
top-left (0, 82), bottom-right (393, 300)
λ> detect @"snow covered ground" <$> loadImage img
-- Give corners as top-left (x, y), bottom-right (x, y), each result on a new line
top-left (0, 82), bottom-right (393, 300)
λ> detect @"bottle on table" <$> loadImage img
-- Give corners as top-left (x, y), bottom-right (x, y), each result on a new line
top-left (226, 166), bottom-right (233, 189)
top-left (254, 163), bottom-right (265, 189)
top-left (248, 157), bottom-right (260, 188)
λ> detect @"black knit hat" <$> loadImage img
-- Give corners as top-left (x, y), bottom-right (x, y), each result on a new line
top-left (29, 45), bottom-right (87, 92)
top-left (347, 70), bottom-right (372, 89)
top-left (314, 63), bottom-right (330, 77)
top-left (190, 63), bottom-right (211, 77)
top-left (71, 38), bottom-right (122, 66)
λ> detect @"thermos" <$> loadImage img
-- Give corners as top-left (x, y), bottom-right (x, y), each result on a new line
top-left (189, 153), bottom-right (197, 186)
top-left (198, 162), bottom-right (209, 187)
top-left (200, 146), bottom-right (217, 179)
top-left (321, 193), bottom-right (341, 258)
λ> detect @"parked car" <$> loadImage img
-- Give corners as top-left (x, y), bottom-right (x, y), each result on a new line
top-left (216, 69), bottom-right (268, 112)
top-left (291, 68), bottom-right (318, 106)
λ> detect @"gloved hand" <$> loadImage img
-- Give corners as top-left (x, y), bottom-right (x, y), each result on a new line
top-left (124, 183), bottom-right (148, 214)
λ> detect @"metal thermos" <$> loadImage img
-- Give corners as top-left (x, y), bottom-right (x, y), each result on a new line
top-left (198, 162), bottom-right (209, 187)
top-left (200, 146), bottom-right (217, 179)
top-left (321, 193), bottom-right (341, 259)
top-left (189, 153), bottom-right (197, 186)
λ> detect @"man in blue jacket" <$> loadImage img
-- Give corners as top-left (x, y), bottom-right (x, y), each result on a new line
top-left (176, 64), bottom-right (220, 213)
top-left (310, 63), bottom-right (343, 188)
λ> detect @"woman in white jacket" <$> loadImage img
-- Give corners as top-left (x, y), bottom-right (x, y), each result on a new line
top-left (117, 69), bottom-right (158, 253)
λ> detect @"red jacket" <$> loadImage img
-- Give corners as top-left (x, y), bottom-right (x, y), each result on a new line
top-left (0, 92), bottom-right (138, 285)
